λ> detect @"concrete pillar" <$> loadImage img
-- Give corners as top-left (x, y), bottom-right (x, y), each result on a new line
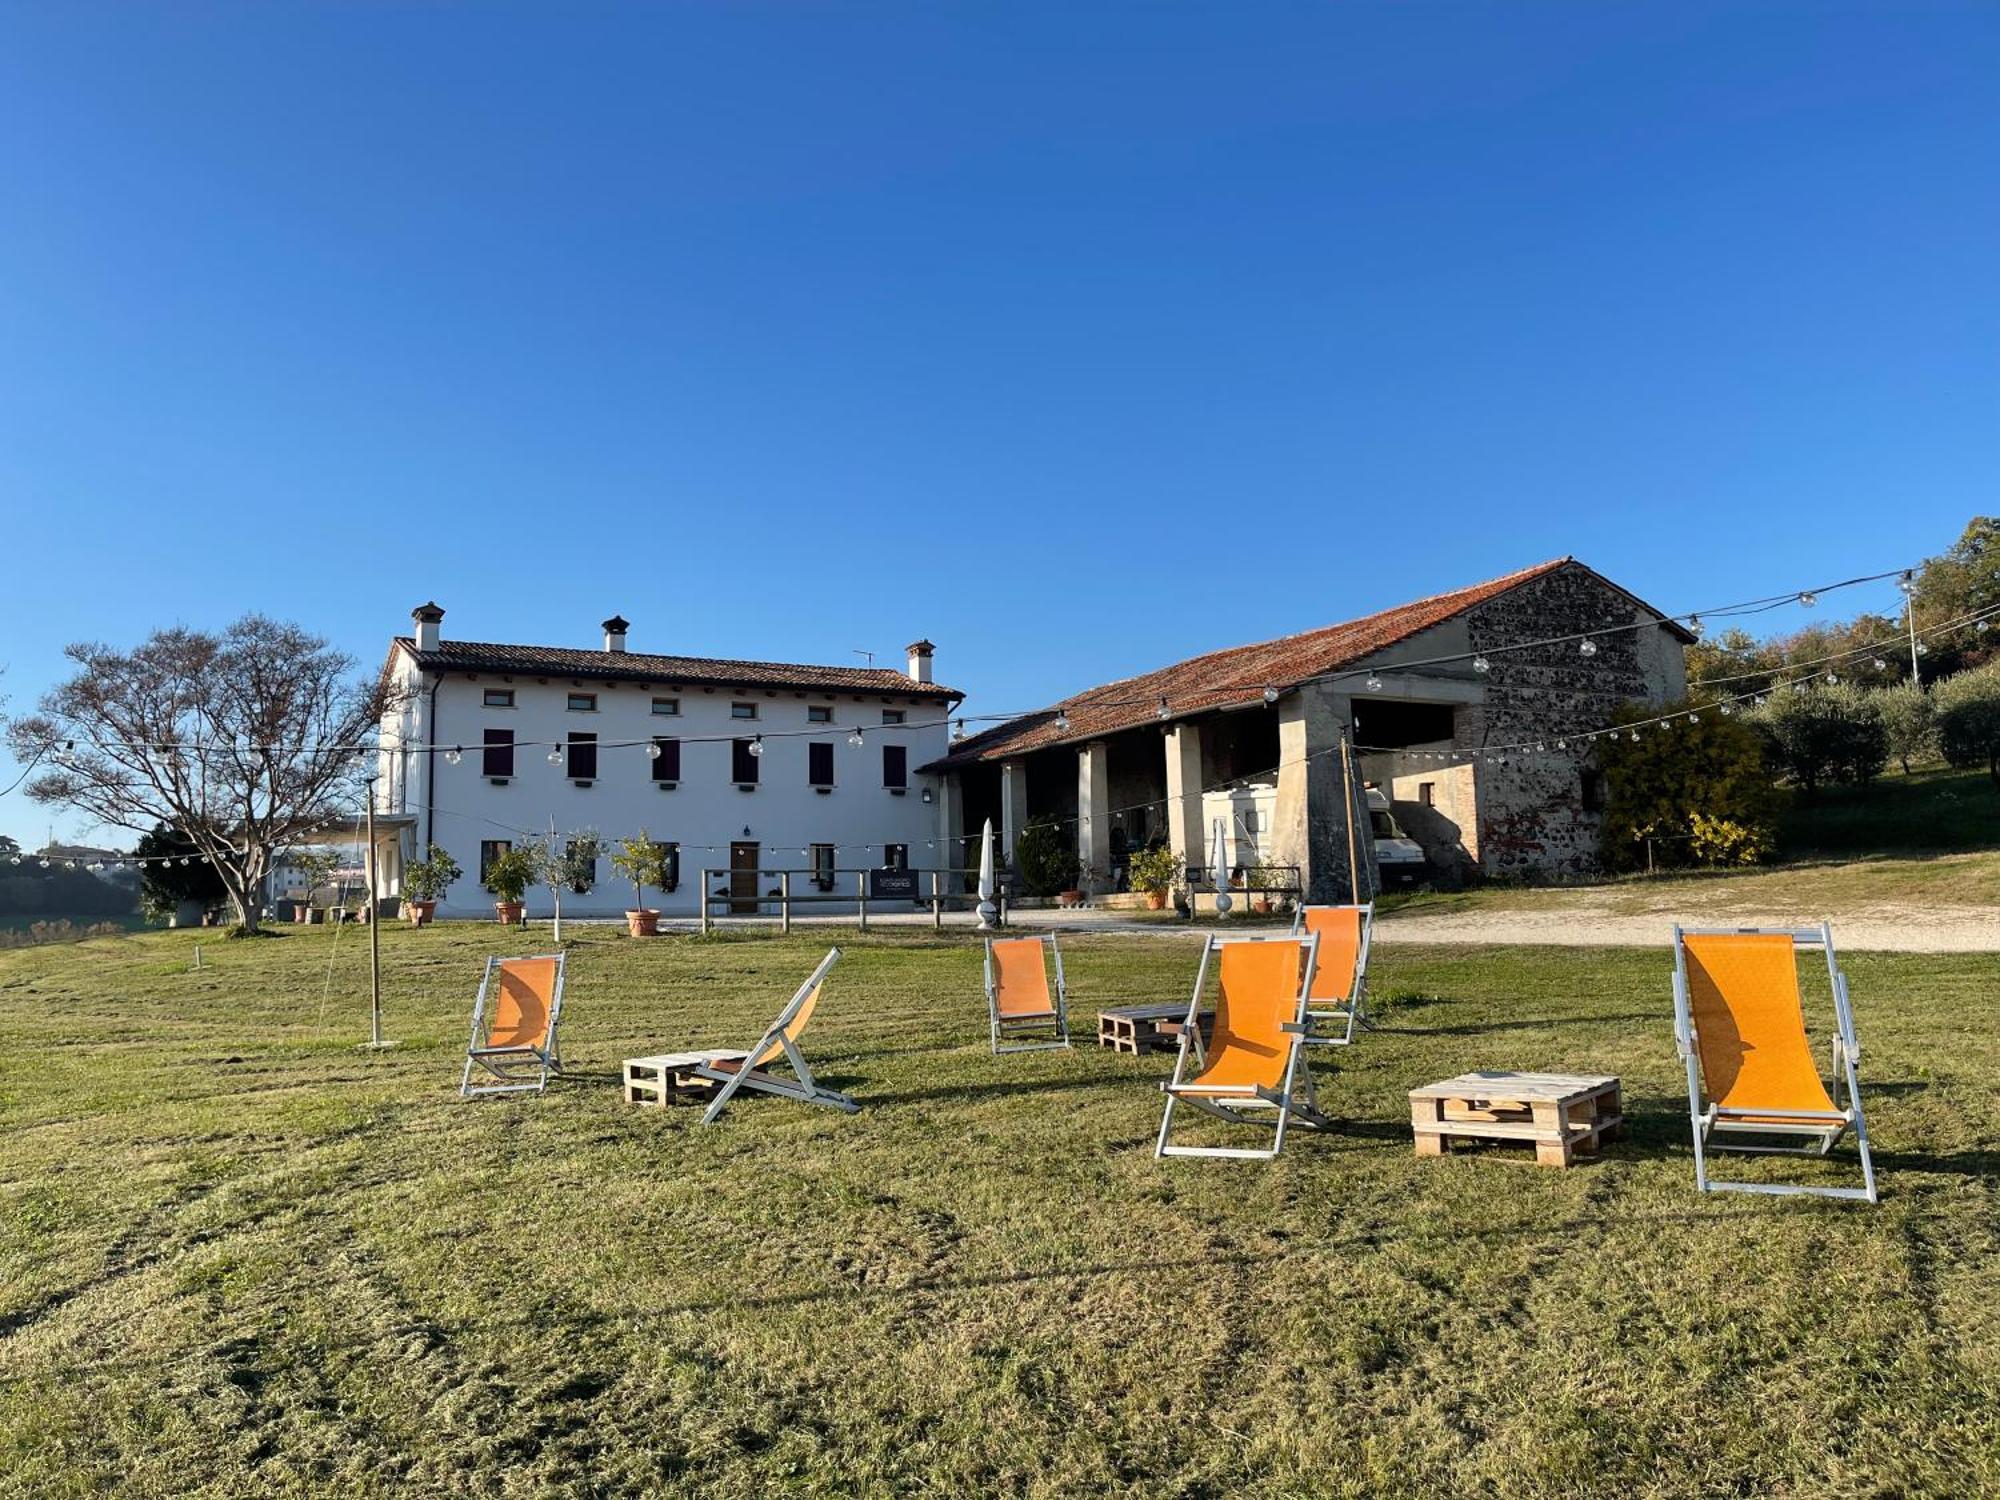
top-left (933, 775), bottom-right (963, 872)
top-left (1164, 723), bottom-right (1204, 877)
top-left (1076, 742), bottom-right (1112, 894)
top-left (1270, 685), bottom-right (1377, 906)
top-left (999, 760), bottom-right (1029, 867)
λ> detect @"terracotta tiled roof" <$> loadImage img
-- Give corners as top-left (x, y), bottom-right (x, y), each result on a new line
top-left (392, 638), bottom-right (962, 701)
top-left (924, 558), bottom-right (1681, 771)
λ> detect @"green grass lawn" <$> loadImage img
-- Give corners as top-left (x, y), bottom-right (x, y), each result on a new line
top-left (1777, 763), bottom-right (2000, 858)
top-left (3, 925), bottom-right (1997, 1497)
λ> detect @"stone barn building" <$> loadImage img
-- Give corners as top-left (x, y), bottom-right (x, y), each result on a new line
top-left (922, 558), bottom-right (1691, 901)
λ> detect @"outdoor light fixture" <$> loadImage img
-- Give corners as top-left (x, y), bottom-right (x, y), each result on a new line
top-left (921, 787), bottom-right (934, 805)
top-left (1262, 686), bottom-right (1279, 705)
top-left (1579, 638), bottom-right (1598, 657)
top-left (547, 746), bottom-right (563, 764)
top-left (444, 747), bottom-right (462, 764)
top-left (1799, 590), bottom-right (1818, 607)
top-left (1156, 696), bottom-right (1170, 720)
top-left (1873, 658), bottom-right (1888, 670)
top-left (1366, 674), bottom-right (1382, 692)
top-left (747, 734), bottom-right (764, 757)
top-left (1054, 708), bottom-right (1070, 732)
top-left (1472, 656), bottom-right (1491, 673)
top-left (646, 742), bottom-right (662, 760)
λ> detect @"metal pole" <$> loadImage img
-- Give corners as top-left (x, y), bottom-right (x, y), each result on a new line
top-left (363, 783), bottom-right (390, 1050)
top-left (780, 870), bottom-right (791, 935)
top-left (856, 870), bottom-right (868, 932)
top-left (1904, 573), bottom-right (1922, 683)
top-left (699, 870), bottom-right (710, 935)
top-left (1340, 735), bottom-right (1362, 907)
top-left (931, 870), bottom-right (942, 931)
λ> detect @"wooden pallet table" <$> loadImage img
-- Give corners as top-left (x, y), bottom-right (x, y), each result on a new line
top-left (1097, 1003), bottom-right (1211, 1055)
top-left (623, 1049), bottom-right (750, 1107)
top-left (1408, 1071), bottom-right (1624, 1168)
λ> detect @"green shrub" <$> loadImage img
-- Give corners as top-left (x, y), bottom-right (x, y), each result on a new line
top-left (401, 844), bottom-right (462, 903)
top-left (1688, 812), bottom-right (1770, 866)
top-left (482, 846), bottom-right (537, 905)
top-left (1012, 819), bottom-right (1079, 897)
top-left (1597, 699), bottom-right (1777, 871)
top-left (1935, 663), bottom-right (2000, 786)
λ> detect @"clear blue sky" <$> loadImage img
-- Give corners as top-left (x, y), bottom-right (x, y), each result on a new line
top-left (2, 2), bottom-right (1995, 847)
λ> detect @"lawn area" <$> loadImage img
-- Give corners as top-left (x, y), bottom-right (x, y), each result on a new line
top-left (2, 925), bottom-right (1997, 1497)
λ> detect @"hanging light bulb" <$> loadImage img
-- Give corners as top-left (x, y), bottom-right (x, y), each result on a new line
top-left (180, 857), bottom-right (191, 866)
top-left (1555, 739), bottom-right (1567, 750)
top-left (1799, 590), bottom-right (1818, 607)
top-left (1366, 674), bottom-right (1383, 692)
top-left (646, 741), bottom-right (663, 760)
top-left (1978, 621), bottom-right (1991, 634)
top-left (1262, 686), bottom-right (1279, 706)
top-left (1916, 641), bottom-right (1930, 656)
top-left (1719, 702), bottom-right (1733, 716)
top-left (1629, 729), bottom-right (1642, 742)
top-left (38, 858), bottom-right (50, 868)
top-left (1155, 696), bottom-right (1170, 720)
top-left (1872, 658), bottom-right (1888, 671)
top-left (444, 747), bottom-right (463, 765)
top-left (1579, 638), bottom-right (1598, 657)
top-left (1053, 709), bottom-right (1070, 732)
top-left (952, 718), bottom-right (966, 741)
top-left (547, 745), bottom-right (563, 764)
top-left (747, 734), bottom-right (764, 757)
top-left (848, 727), bottom-right (865, 747)
top-left (1687, 712), bottom-right (1700, 723)
top-left (1687, 616), bottom-right (1703, 638)
top-left (1472, 655), bottom-right (1491, 674)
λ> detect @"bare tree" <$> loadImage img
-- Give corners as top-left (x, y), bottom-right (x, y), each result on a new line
top-left (5, 616), bottom-right (399, 933)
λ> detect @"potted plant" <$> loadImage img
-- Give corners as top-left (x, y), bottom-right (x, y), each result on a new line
top-left (1127, 846), bottom-right (1184, 911)
top-left (610, 831), bottom-right (670, 937)
top-left (401, 843), bottom-right (461, 926)
top-left (1244, 860), bottom-right (1289, 915)
top-left (483, 845), bottom-right (537, 925)
top-left (290, 847), bottom-right (343, 925)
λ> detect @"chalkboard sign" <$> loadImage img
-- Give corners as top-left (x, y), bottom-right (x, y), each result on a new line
top-left (869, 868), bottom-right (920, 901)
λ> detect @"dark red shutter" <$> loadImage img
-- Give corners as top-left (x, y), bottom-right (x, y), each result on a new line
top-left (882, 745), bottom-right (907, 788)
top-left (809, 742), bottom-right (834, 786)
top-left (483, 728), bottom-right (514, 777)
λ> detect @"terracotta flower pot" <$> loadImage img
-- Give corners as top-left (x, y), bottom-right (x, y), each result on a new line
top-left (626, 908), bottom-right (660, 937)
top-left (494, 901), bottom-right (525, 925)
top-left (1059, 889), bottom-right (1084, 908)
top-left (406, 900), bottom-right (437, 927)
top-left (1145, 890), bottom-right (1167, 910)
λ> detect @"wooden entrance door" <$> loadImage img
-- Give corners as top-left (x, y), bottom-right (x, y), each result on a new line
top-left (729, 842), bottom-right (760, 915)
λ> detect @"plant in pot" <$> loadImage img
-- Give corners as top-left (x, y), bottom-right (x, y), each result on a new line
top-left (1245, 860), bottom-right (1288, 915)
top-left (610, 831), bottom-right (670, 937)
top-left (538, 828), bottom-right (602, 944)
top-left (290, 847), bottom-right (343, 925)
top-left (401, 844), bottom-right (461, 926)
top-left (1127, 845), bottom-right (1184, 912)
top-left (483, 845), bottom-right (537, 925)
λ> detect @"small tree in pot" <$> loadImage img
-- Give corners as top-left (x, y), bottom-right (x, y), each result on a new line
top-left (291, 847), bottom-right (344, 924)
top-left (610, 831), bottom-right (670, 937)
top-left (483, 845), bottom-right (537, 925)
top-left (401, 844), bottom-right (461, 926)
top-left (1127, 845), bottom-right (1184, 911)
top-left (537, 829), bottom-right (602, 944)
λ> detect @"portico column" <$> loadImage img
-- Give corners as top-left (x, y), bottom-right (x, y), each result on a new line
top-left (1271, 685), bottom-right (1377, 905)
top-left (999, 760), bottom-right (1029, 867)
top-left (1164, 723), bottom-right (1204, 877)
top-left (1076, 741), bottom-right (1112, 894)
top-left (933, 775), bottom-right (963, 872)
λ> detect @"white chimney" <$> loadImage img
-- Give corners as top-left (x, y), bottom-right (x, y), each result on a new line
top-left (411, 601), bottom-right (444, 652)
top-left (905, 639), bottom-right (935, 684)
top-left (602, 615), bottom-right (630, 653)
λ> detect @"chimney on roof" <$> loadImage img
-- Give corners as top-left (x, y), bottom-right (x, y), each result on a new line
top-left (411, 601), bottom-right (444, 652)
top-left (906, 639), bottom-right (935, 684)
top-left (602, 615), bottom-right (630, 653)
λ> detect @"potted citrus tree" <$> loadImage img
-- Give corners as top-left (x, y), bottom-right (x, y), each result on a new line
top-left (401, 843), bottom-right (461, 926)
top-left (1127, 845), bottom-right (1184, 911)
top-left (610, 831), bottom-right (670, 937)
top-left (484, 844), bottom-right (536, 925)
top-left (537, 829), bottom-right (602, 944)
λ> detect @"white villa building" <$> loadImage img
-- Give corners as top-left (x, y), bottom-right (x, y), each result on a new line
top-left (370, 604), bottom-right (962, 919)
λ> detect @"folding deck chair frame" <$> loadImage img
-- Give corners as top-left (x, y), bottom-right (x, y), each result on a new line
top-left (688, 947), bottom-right (859, 1124)
top-left (1671, 922), bottom-right (1877, 1203)
top-left (1155, 932), bottom-right (1333, 1161)
top-left (460, 952), bottom-right (569, 1098)
top-left (1289, 902), bottom-right (1375, 1045)
top-left (983, 933), bottom-right (1073, 1054)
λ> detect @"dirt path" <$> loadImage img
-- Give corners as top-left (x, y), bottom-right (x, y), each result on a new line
top-left (1373, 893), bottom-right (2000, 952)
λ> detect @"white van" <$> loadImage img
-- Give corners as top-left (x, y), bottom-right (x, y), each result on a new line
top-left (1367, 787), bottom-right (1428, 889)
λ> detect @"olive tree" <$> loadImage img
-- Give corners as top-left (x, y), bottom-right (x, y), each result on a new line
top-left (1749, 684), bottom-right (1888, 798)
top-left (5, 616), bottom-right (398, 934)
top-left (1935, 664), bottom-right (2000, 786)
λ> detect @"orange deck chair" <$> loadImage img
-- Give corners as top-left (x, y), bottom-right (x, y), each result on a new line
top-left (1289, 903), bottom-right (1375, 1045)
top-left (984, 934), bottom-right (1072, 1054)
top-left (1671, 923), bottom-right (1877, 1203)
top-left (1155, 933), bottom-right (1333, 1160)
top-left (460, 953), bottom-right (569, 1098)
top-left (686, 947), bottom-right (857, 1124)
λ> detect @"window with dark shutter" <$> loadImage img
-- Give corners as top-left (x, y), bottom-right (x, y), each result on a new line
top-left (651, 737), bottom-right (680, 782)
top-left (732, 738), bottom-right (759, 784)
top-left (662, 843), bottom-right (681, 891)
top-left (882, 844), bottom-right (909, 870)
top-left (882, 745), bottom-right (907, 788)
top-left (808, 742), bottom-right (835, 787)
top-left (811, 844), bottom-right (836, 890)
top-left (482, 728), bottom-right (515, 777)
top-left (567, 732), bottom-right (597, 780)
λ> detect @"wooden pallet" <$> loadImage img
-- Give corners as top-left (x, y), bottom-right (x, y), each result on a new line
top-left (1408, 1071), bottom-right (1624, 1168)
top-left (1097, 1003), bottom-right (1211, 1055)
top-left (623, 1050), bottom-right (750, 1107)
